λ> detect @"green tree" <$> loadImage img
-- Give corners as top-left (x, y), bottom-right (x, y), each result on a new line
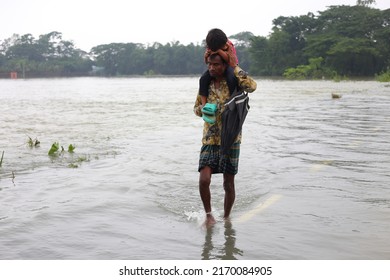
top-left (5, 34), bottom-right (43, 61)
top-left (151, 42), bottom-right (170, 75)
top-left (326, 37), bottom-right (381, 76)
top-left (283, 57), bottom-right (334, 79)
top-left (248, 36), bottom-right (269, 75)
top-left (1, 31), bottom-right (92, 77)
top-left (308, 5), bottom-right (387, 76)
top-left (249, 5), bottom-right (389, 77)
top-left (230, 32), bottom-right (255, 71)
top-left (91, 43), bottom-right (124, 75)
top-left (357, 0), bottom-right (376, 7)
top-left (249, 13), bottom-right (316, 75)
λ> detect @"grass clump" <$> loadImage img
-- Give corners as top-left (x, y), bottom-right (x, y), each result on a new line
top-left (376, 69), bottom-right (390, 82)
top-left (27, 136), bottom-right (40, 148)
top-left (48, 142), bottom-right (76, 156)
top-left (0, 151), bottom-right (4, 167)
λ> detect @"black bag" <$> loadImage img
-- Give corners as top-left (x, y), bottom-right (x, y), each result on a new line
top-left (221, 89), bottom-right (250, 155)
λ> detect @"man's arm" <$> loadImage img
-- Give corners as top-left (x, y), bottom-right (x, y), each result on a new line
top-left (234, 66), bottom-right (257, 93)
top-left (193, 94), bottom-right (203, 117)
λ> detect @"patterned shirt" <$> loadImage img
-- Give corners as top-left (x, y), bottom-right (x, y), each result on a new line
top-left (194, 66), bottom-right (257, 145)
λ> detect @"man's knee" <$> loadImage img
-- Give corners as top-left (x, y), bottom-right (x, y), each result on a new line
top-left (199, 176), bottom-right (211, 188)
top-left (199, 169), bottom-right (211, 188)
top-left (199, 167), bottom-right (212, 187)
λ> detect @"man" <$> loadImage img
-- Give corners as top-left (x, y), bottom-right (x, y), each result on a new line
top-left (194, 53), bottom-right (257, 225)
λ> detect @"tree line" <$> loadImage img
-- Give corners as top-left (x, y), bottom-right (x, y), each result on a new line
top-left (0, 3), bottom-right (389, 79)
top-left (253, 3), bottom-right (390, 79)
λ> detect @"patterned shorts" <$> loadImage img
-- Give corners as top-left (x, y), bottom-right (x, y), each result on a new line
top-left (198, 143), bottom-right (240, 175)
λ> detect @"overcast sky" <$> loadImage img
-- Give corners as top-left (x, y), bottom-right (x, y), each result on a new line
top-left (1, 0), bottom-right (389, 51)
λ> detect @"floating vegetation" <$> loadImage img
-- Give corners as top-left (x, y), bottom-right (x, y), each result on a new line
top-left (47, 142), bottom-right (89, 168)
top-left (27, 136), bottom-right (40, 148)
top-left (48, 142), bottom-right (76, 156)
top-left (68, 155), bottom-right (90, 168)
top-left (0, 151), bottom-right (4, 167)
top-left (48, 142), bottom-right (60, 156)
top-left (3, 136), bottom-right (101, 174)
top-left (68, 144), bottom-right (75, 153)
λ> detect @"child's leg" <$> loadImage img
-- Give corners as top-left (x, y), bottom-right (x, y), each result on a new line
top-left (199, 70), bottom-right (212, 97)
top-left (225, 66), bottom-right (238, 94)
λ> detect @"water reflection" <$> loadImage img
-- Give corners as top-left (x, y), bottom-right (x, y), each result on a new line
top-left (201, 221), bottom-right (243, 260)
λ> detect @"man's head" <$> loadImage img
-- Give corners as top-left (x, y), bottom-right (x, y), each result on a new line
top-left (207, 53), bottom-right (227, 79)
top-left (206, 28), bottom-right (228, 52)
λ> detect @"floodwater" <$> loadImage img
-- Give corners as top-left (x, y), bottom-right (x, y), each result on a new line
top-left (0, 77), bottom-right (389, 260)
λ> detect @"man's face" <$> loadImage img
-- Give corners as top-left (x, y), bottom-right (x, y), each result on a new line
top-left (207, 55), bottom-right (227, 78)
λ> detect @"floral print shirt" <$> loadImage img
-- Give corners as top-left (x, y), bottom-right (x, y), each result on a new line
top-left (194, 66), bottom-right (257, 145)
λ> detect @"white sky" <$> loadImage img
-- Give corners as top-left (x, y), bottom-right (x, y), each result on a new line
top-left (1, 0), bottom-right (389, 51)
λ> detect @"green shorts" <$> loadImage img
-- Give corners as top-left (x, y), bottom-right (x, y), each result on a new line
top-left (198, 143), bottom-right (240, 175)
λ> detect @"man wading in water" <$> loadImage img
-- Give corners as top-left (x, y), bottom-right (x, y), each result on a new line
top-left (194, 52), bottom-right (257, 226)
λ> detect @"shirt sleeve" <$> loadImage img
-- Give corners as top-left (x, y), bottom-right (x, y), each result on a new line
top-left (193, 94), bottom-right (203, 117)
top-left (234, 66), bottom-right (257, 93)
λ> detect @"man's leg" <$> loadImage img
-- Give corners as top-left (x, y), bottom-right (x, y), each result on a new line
top-left (223, 173), bottom-right (235, 219)
top-left (199, 166), bottom-right (215, 225)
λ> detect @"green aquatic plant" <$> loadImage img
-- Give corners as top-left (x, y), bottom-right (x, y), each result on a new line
top-left (27, 136), bottom-right (40, 148)
top-left (48, 142), bottom-right (60, 155)
top-left (67, 155), bottom-right (90, 168)
top-left (0, 151), bottom-right (4, 167)
top-left (48, 142), bottom-right (87, 168)
top-left (48, 142), bottom-right (77, 156)
top-left (68, 144), bottom-right (75, 153)
top-left (68, 163), bottom-right (78, 168)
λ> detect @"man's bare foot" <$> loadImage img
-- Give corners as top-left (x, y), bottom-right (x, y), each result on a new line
top-left (204, 213), bottom-right (216, 227)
